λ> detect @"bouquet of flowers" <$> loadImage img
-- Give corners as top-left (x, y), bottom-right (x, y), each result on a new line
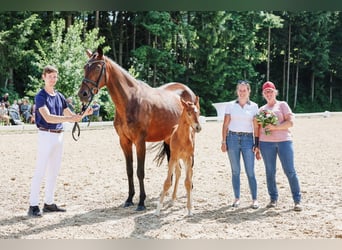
top-left (256, 110), bottom-right (278, 135)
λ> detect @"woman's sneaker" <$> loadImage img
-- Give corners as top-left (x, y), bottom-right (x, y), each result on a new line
top-left (251, 200), bottom-right (259, 209)
top-left (294, 202), bottom-right (303, 212)
top-left (28, 206), bottom-right (42, 217)
top-left (266, 200), bottom-right (277, 208)
top-left (231, 199), bottom-right (240, 208)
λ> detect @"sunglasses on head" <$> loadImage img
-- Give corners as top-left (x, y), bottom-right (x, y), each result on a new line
top-left (238, 80), bottom-right (249, 84)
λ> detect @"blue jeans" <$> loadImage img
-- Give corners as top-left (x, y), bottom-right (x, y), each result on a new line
top-left (259, 141), bottom-right (301, 203)
top-left (226, 131), bottom-right (257, 200)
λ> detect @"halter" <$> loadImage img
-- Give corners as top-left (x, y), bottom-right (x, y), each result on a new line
top-left (72, 59), bottom-right (106, 141)
top-left (82, 59), bottom-right (107, 98)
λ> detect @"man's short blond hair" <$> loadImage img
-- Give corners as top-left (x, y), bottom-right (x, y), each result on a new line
top-left (43, 65), bottom-right (58, 75)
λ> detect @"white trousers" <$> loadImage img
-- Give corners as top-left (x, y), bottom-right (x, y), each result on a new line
top-left (29, 130), bottom-right (64, 206)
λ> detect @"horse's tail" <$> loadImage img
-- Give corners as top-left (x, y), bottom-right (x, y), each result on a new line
top-left (149, 142), bottom-right (170, 167)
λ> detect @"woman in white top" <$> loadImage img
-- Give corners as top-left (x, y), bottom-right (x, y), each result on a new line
top-left (221, 80), bottom-right (259, 209)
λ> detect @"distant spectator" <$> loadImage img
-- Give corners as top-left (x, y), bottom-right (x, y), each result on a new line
top-left (66, 97), bottom-right (75, 112)
top-left (0, 102), bottom-right (10, 125)
top-left (20, 98), bottom-right (32, 123)
top-left (30, 103), bottom-right (36, 124)
top-left (11, 100), bottom-right (20, 113)
top-left (8, 105), bottom-right (23, 125)
top-left (17, 99), bottom-right (23, 115)
top-left (0, 93), bottom-right (10, 108)
top-left (91, 101), bottom-right (101, 121)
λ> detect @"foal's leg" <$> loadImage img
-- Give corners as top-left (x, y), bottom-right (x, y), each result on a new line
top-left (184, 157), bottom-right (194, 216)
top-left (155, 159), bottom-right (177, 216)
top-left (172, 162), bottom-right (182, 201)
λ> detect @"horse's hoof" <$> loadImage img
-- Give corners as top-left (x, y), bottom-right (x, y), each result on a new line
top-left (135, 205), bottom-right (146, 211)
top-left (124, 201), bottom-right (134, 207)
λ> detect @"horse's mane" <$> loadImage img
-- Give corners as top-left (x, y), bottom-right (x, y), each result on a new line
top-left (105, 56), bottom-right (150, 88)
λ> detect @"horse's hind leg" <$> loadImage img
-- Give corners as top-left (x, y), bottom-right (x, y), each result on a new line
top-left (136, 140), bottom-right (147, 211)
top-left (155, 160), bottom-right (176, 216)
top-left (184, 158), bottom-right (193, 216)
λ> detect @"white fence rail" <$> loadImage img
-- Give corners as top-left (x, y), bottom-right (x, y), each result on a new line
top-left (1, 104), bottom-right (342, 132)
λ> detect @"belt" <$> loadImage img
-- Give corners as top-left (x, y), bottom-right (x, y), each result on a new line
top-left (229, 131), bottom-right (253, 136)
top-left (39, 127), bottom-right (64, 133)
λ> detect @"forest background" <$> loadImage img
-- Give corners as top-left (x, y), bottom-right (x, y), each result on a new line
top-left (0, 11), bottom-right (341, 120)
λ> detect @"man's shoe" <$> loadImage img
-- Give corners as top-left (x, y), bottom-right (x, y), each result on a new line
top-left (266, 200), bottom-right (277, 208)
top-left (28, 206), bottom-right (42, 217)
top-left (43, 203), bottom-right (66, 213)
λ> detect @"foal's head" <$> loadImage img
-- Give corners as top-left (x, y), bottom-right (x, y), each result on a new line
top-left (181, 96), bottom-right (202, 133)
top-left (78, 47), bottom-right (106, 104)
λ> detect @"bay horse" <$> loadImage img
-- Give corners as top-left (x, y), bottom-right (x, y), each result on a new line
top-left (155, 97), bottom-right (201, 216)
top-left (77, 47), bottom-right (197, 211)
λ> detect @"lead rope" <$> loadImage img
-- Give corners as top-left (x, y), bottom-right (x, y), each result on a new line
top-left (72, 102), bottom-right (92, 141)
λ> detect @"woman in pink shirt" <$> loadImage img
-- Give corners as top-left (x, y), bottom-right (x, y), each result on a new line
top-left (258, 81), bottom-right (302, 212)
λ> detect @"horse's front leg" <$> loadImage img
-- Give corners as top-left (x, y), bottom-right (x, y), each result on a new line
top-left (135, 139), bottom-right (147, 211)
top-left (120, 138), bottom-right (135, 208)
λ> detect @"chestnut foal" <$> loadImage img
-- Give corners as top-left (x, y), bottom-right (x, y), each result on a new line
top-left (155, 96), bottom-right (201, 216)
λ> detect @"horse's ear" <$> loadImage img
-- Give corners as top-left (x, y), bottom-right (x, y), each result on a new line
top-left (195, 95), bottom-right (199, 104)
top-left (97, 46), bottom-right (103, 57)
top-left (195, 96), bottom-right (200, 111)
top-left (180, 98), bottom-right (188, 109)
top-left (86, 49), bottom-right (92, 58)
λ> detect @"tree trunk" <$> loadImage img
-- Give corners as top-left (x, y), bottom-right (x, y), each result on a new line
top-left (66, 14), bottom-right (72, 28)
top-left (152, 35), bottom-right (157, 86)
top-left (185, 12), bottom-right (191, 83)
top-left (329, 73), bottom-right (333, 104)
top-left (282, 53), bottom-right (286, 100)
top-left (146, 30), bottom-right (151, 83)
top-left (267, 26), bottom-right (271, 81)
top-left (294, 59), bottom-right (299, 109)
top-left (311, 72), bottom-right (315, 102)
top-left (132, 23), bottom-right (136, 51)
top-left (286, 23), bottom-right (291, 103)
top-left (110, 12), bottom-right (117, 62)
top-left (8, 68), bottom-right (13, 86)
top-left (119, 19), bottom-right (123, 66)
top-left (95, 11), bottom-right (99, 28)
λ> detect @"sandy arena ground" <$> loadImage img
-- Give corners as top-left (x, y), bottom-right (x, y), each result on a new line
top-left (0, 115), bottom-right (341, 239)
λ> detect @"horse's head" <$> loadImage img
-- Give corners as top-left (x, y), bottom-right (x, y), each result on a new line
top-left (78, 47), bottom-right (107, 104)
top-left (181, 96), bottom-right (202, 133)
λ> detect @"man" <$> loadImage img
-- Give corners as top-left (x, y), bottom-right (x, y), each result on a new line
top-left (28, 65), bottom-right (93, 217)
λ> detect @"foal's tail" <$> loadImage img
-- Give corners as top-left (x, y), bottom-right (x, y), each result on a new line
top-left (149, 142), bottom-right (170, 167)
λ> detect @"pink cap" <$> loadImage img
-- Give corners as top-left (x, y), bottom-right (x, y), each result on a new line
top-left (262, 81), bottom-right (276, 91)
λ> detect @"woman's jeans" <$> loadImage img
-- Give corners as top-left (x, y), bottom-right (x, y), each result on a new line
top-left (226, 131), bottom-right (257, 200)
top-left (259, 141), bottom-right (301, 203)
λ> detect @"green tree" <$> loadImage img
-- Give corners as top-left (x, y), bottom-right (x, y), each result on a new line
top-left (26, 18), bottom-right (117, 119)
top-left (328, 12), bottom-right (342, 108)
top-left (131, 11), bottom-right (184, 86)
top-left (0, 13), bottom-right (40, 95)
top-left (27, 18), bottom-right (108, 104)
top-left (296, 12), bottom-right (332, 104)
top-left (188, 11), bottom-right (261, 115)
